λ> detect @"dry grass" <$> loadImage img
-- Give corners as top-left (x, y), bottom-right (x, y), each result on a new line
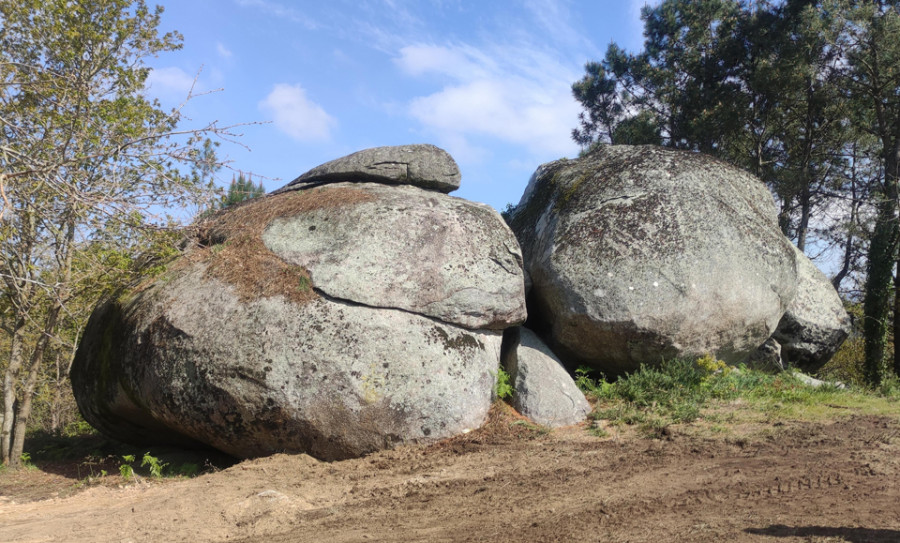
top-left (423, 402), bottom-right (552, 455)
top-left (188, 186), bottom-right (377, 304)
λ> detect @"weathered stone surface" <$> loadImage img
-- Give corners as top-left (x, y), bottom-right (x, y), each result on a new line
top-left (508, 145), bottom-right (798, 374)
top-left (71, 171), bottom-right (526, 461)
top-left (792, 371), bottom-right (847, 389)
top-left (746, 338), bottom-right (784, 372)
top-left (278, 144), bottom-right (461, 194)
top-left (502, 328), bottom-right (590, 427)
top-left (71, 263), bottom-right (501, 461)
top-left (262, 183), bottom-right (526, 330)
top-left (772, 245), bottom-right (851, 373)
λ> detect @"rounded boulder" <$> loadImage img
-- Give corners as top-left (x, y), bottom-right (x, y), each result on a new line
top-left (508, 145), bottom-right (798, 374)
top-left (71, 181), bottom-right (524, 460)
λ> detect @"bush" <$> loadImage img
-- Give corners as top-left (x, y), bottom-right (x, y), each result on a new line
top-left (819, 336), bottom-right (866, 386)
top-left (494, 367), bottom-right (514, 401)
top-left (584, 355), bottom-right (870, 436)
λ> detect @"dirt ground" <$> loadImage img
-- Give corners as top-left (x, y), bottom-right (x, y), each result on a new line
top-left (1, 407), bottom-right (900, 543)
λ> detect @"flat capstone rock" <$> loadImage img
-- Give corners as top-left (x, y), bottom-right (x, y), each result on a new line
top-left (276, 144), bottom-right (461, 194)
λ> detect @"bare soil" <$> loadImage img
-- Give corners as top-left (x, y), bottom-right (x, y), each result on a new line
top-left (2, 406), bottom-right (900, 543)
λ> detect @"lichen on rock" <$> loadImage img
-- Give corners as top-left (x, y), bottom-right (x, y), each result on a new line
top-left (509, 145), bottom-right (798, 375)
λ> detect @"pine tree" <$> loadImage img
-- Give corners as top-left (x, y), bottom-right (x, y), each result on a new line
top-left (220, 173), bottom-right (265, 208)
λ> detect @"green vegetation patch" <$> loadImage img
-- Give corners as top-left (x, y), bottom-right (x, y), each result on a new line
top-left (577, 356), bottom-right (900, 438)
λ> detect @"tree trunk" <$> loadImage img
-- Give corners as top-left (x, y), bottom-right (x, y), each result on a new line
top-left (778, 196), bottom-right (793, 239)
top-left (895, 263), bottom-right (900, 379)
top-left (1, 320), bottom-right (26, 466)
top-left (796, 182), bottom-right (811, 253)
top-left (8, 306), bottom-right (61, 466)
top-left (832, 148), bottom-right (860, 291)
top-left (864, 152), bottom-right (900, 386)
top-left (1, 210), bottom-right (37, 466)
top-left (10, 352), bottom-right (43, 467)
top-left (50, 353), bottom-right (62, 434)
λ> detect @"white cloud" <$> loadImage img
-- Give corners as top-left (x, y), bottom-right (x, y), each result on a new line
top-left (216, 42), bottom-right (233, 59)
top-left (145, 67), bottom-right (198, 99)
top-left (259, 83), bottom-right (336, 142)
top-left (395, 44), bottom-right (495, 81)
top-left (626, 0), bottom-right (661, 52)
top-left (397, 43), bottom-right (581, 158)
top-left (234, 0), bottom-right (318, 29)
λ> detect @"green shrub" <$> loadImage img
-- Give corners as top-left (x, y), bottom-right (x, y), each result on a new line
top-left (120, 454), bottom-right (136, 479)
top-left (574, 366), bottom-right (612, 397)
top-left (172, 462), bottom-right (200, 478)
top-left (63, 419), bottom-right (97, 437)
top-left (494, 367), bottom-right (514, 401)
top-left (819, 336), bottom-right (866, 386)
top-left (585, 355), bottom-right (868, 435)
top-left (141, 452), bottom-right (168, 479)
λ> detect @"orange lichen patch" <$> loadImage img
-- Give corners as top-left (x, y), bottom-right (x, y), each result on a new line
top-left (189, 186), bottom-right (377, 304)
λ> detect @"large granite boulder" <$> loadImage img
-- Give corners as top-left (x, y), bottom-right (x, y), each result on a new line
top-left (507, 145), bottom-right (798, 375)
top-left (276, 144), bottom-right (461, 194)
top-left (772, 245), bottom-right (851, 372)
top-left (502, 328), bottom-right (590, 427)
top-left (261, 183), bottom-right (525, 330)
top-left (72, 150), bottom-right (525, 461)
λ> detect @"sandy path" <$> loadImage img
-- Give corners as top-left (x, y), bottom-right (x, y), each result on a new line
top-left (2, 414), bottom-right (899, 543)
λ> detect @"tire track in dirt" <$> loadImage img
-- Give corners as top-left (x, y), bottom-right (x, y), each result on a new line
top-left (2, 415), bottom-right (900, 543)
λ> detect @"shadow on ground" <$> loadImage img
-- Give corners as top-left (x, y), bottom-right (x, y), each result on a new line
top-left (24, 431), bottom-right (236, 480)
top-left (746, 524), bottom-right (900, 543)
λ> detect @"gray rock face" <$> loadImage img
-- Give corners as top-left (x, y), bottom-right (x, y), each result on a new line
top-left (746, 338), bottom-right (784, 372)
top-left (278, 144), bottom-right (461, 194)
top-left (72, 265), bottom-right (500, 460)
top-left (71, 171), bottom-right (525, 461)
top-left (508, 145), bottom-right (798, 374)
top-left (772, 245), bottom-right (851, 372)
top-left (502, 328), bottom-right (590, 427)
top-left (263, 183), bottom-right (526, 330)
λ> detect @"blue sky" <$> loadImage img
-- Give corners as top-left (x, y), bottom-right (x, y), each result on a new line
top-left (144, 0), bottom-right (654, 211)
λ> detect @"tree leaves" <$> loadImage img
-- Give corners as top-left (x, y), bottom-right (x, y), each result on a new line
top-left (0, 0), bottom-right (229, 467)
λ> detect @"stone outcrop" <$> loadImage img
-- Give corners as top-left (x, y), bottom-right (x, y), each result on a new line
top-left (507, 145), bottom-right (798, 375)
top-left (502, 328), bottom-right (590, 427)
top-left (277, 144), bottom-right (461, 194)
top-left (262, 183), bottom-right (525, 330)
top-left (72, 267), bottom-right (503, 460)
top-left (772, 245), bottom-right (851, 372)
top-left (746, 338), bottom-right (784, 372)
top-left (71, 145), bottom-right (525, 460)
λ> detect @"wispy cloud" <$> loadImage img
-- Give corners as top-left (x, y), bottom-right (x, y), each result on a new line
top-left (233, 0), bottom-right (319, 29)
top-left (145, 66), bottom-right (200, 100)
top-left (522, 0), bottom-right (595, 53)
top-left (259, 83), bottom-right (336, 142)
top-left (626, 0), bottom-right (660, 52)
top-left (216, 42), bottom-right (233, 59)
top-left (395, 44), bottom-right (495, 80)
top-left (397, 43), bottom-right (581, 160)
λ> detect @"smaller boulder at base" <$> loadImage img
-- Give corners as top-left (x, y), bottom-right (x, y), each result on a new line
top-left (772, 245), bottom-right (851, 373)
top-left (277, 144), bottom-right (461, 194)
top-left (502, 327), bottom-right (590, 428)
top-left (746, 338), bottom-right (784, 373)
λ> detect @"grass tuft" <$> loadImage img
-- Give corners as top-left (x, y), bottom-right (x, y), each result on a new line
top-left (576, 356), bottom-right (900, 437)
